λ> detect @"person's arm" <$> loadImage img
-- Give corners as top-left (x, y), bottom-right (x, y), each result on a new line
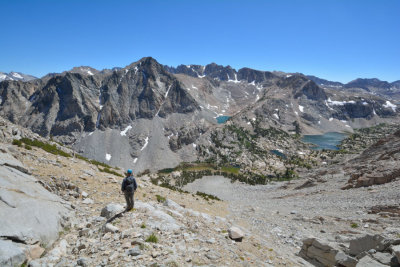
top-left (133, 177), bottom-right (138, 191)
top-left (121, 178), bottom-right (126, 192)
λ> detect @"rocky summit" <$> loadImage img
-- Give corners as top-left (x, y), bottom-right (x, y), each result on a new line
top-left (0, 57), bottom-right (399, 267)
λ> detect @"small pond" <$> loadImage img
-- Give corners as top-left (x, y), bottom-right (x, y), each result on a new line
top-left (302, 132), bottom-right (348, 150)
top-left (216, 116), bottom-right (231, 124)
top-left (270, 149), bottom-right (287, 159)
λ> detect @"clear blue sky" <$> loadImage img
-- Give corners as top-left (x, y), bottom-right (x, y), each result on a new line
top-left (1, 0), bottom-right (399, 83)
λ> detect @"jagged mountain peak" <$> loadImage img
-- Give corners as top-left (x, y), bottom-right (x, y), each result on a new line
top-left (273, 74), bottom-right (327, 101)
top-left (167, 62), bottom-right (278, 84)
top-left (126, 56), bottom-right (161, 69)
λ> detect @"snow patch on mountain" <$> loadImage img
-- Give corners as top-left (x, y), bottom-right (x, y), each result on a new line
top-left (228, 73), bottom-right (240, 84)
top-left (105, 154), bottom-right (112, 161)
top-left (11, 72), bottom-right (23, 79)
top-left (120, 125), bottom-right (132, 136)
top-left (141, 137), bottom-right (149, 151)
top-left (383, 100), bottom-right (397, 112)
top-left (326, 98), bottom-right (356, 106)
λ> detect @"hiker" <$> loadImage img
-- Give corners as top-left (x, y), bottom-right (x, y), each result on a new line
top-left (121, 169), bottom-right (137, 212)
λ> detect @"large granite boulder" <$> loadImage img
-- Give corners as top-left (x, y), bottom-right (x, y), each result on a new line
top-left (0, 240), bottom-right (26, 267)
top-left (0, 149), bottom-right (70, 266)
top-left (228, 226), bottom-right (245, 241)
top-left (299, 237), bottom-right (357, 267)
top-left (349, 234), bottom-right (390, 256)
top-left (356, 255), bottom-right (387, 267)
top-left (100, 203), bottom-right (125, 219)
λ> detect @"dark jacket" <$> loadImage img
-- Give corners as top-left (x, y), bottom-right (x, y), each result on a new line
top-left (121, 175), bottom-right (137, 193)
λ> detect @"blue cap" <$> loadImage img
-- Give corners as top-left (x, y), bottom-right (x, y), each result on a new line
top-left (127, 169), bottom-right (133, 174)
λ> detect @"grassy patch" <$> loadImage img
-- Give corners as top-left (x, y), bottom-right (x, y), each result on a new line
top-left (156, 195), bottom-right (166, 203)
top-left (112, 219), bottom-right (120, 226)
top-left (350, 223), bottom-right (359, 228)
top-left (75, 154), bottom-right (112, 168)
top-left (99, 167), bottom-right (123, 177)
top-left (19, 138), bottom-right (71, 157)
top-left (221, 166), bottom-right (240, 174)
top-left (140, 223), bottom-right (146, 229)
top-left (159, 182), bottom-right (189, 194)
top-left (166, 261), bottom-right (179, 267)
top-left (12, 139), bottom-right (22, 147)
top-left (145, 233), bottom-right (158, 243)
top-left (195, 191), bottom-right (221, 201)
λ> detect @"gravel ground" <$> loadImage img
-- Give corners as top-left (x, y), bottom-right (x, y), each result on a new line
top-left (184, 168), bottom-right (400, 264)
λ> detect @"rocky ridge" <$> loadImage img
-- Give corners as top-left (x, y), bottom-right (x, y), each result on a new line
top-left (307, 75), bottom-right (400, 101)
top-left (1, 57), bottom-right (399, 174)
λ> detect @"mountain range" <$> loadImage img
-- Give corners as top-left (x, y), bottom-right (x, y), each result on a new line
top-left (0, 71), bottom-right (37, 82)
top-left (0, 57), bottom-right (399, 173)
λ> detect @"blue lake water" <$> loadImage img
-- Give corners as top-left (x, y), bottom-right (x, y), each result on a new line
top-left (270, 149), bottom-right (287, 159)
top-left (216, 116), bottom-right (231, 124)
top-left (302, 132), bottom-right (348, 150)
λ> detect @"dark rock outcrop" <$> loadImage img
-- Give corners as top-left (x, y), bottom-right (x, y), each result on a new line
top-left (277, 75), bottom-right (327, 100)
top-left (237, 68), bottom-right (276, 83)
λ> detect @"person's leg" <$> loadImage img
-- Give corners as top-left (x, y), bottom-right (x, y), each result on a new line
top-left (124, 192), bottom-right (131, 211)
top-left (126, 191), bottom-right (133, 211)
top-left (131, 192), bottom-right (135, 208)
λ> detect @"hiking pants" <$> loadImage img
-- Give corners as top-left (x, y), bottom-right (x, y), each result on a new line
top-left (124, 191), bottom-right (134, 211)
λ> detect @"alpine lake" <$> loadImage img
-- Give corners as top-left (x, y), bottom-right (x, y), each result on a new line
top-left (301, 132), bottom-right (348, 150)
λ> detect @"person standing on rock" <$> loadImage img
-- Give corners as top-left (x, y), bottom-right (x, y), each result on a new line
top-left (121, 169), bottom-right (137, 212)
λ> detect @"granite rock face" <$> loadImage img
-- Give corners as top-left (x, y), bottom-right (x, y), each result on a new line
top-left (0, 240), bottom-right (26, 267)
top-left (0, 148), bottom-right (70, 266)
top-left (300, 234), bottom-right (400, 267)
top-left (98, 57), bottom-right (199, 127)
top-left (299, 237), bottom-right (355, 267)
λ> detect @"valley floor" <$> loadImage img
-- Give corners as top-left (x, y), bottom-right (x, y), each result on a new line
top-left (183, 166), bottom-right (400, 265)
